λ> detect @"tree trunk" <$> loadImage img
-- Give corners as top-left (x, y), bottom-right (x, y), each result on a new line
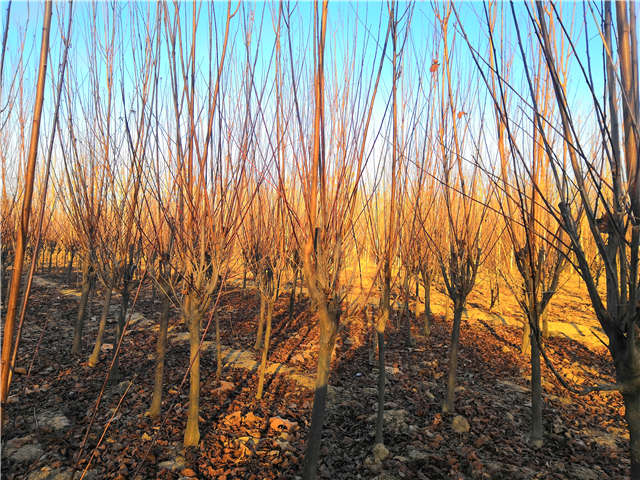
top-left (242, 265), bottom-right (247, 290)
top-left (366, 306), bottom-right (375, 365)
top-left (288, 268), bottom-right (298, 323)
top-left (215, 310), bottom-right (222, 379)
top-left (148, 293), bottom-right (170, 418)
top-left (623, 390), bottom-right (640, 479)
top-left (442, 303), bottom-right (464, 414)
top-left (88, 283), bottom-right (113, 367)
top-left (254, 293), bottom-right (266, 350)
top-left (66, 250), bottom-right (75, 283)
top-left (375, 329), bottom-right (385, 445)
top-left (256, 298), bottom-right (274, 399)
top-left (184, 299), bottom-right (201, 447)
top-left (522, 320), bottom-right (531, 356)
top-left (71, 256), bottom-right (94, 356)
top-left (111, 264), bottom-right (132, 383)
top-left (422, 271), bottom-right (432, 337)
top-left (301, 308), bottom-right (338, 480)
top-left (403, 273), bottom-right (413, 347)
top-left (540, 309), bottom-right (549, 339)
top-left (530, 312), bottom-right (543, 447)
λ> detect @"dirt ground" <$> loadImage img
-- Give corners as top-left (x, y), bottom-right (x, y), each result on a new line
top-left (1, 270), bottom-right (629, 479)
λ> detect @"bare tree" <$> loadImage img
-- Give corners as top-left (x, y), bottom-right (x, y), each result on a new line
top-left (1, 0), bottom-right (53, 415)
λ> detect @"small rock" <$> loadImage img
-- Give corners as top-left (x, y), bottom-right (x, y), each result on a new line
top-left (451, 415), bottom-right (470, 433)
top-left (570, 465), bottom-right (598, 480)
top-left (407, 447), bottom-right (429, 461)
top-left (27, 466), bottom-right (55, 480)
top-left (28, 467), bottom-right (79, 480)
top-left (367, 409), bottom-right (409, 434)
top-left (364, 455), bottom-right (383, 473)
top-left (37, 411), bottom-right (71, 432)
top-left (385, 366), bottom-right (402, 376)
top-left (158, 456), bottom-right (186, 472)
top-left (372, 443), bottom-right (389, 462)
top-left (7, 443), bottom-right (44, 463)
top-left (100, 343), bottom-right (114, 352)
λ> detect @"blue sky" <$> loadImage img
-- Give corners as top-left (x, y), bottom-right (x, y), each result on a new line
top-left (1, 0), bottom-right (610, 189)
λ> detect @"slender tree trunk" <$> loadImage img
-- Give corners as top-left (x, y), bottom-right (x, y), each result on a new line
top-left (288, 268), bottom-right (298, 322)
top-left (375, 276), bottom-right (390, 446)
top-left (256, 298), bottom-right (274, 399)
top-left (403, 273), bottom-right (413, 347)
top-left (422, 271), bottom-right (432, 337)
top-left (366, 306), bottom-right (375, 365)
top-left (0, 0), bottom-right (53, 402)
top-left (302, 308), bottom-right (338, 480)
top-left (375, 328), bottom-right (385, 445)
top-left (71, 256), bottom-right (94, 356)
top-left (442, 303), bottom-right (464, 414)
top-left (184, 298), bottom-right (201, 447)
top-left (530, 311), bottom-right (543, 447)
top-left (215, 310), bottom-right (222, 378)
top-left (111, 265), bottom-right (132, 383)
top-left (47, 247), bottom-right (53, 272)
top-left (148, 293), bottom-right (170, 418)
top-left (88, 283), bottom-right (113, 367)
top-left (66, 250), bottom-right (75, 283)
top-left (254, 293), bottom-right (266, 350)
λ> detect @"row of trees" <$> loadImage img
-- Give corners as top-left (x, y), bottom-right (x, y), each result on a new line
top-left (1, 1), bottom-right (638, 478)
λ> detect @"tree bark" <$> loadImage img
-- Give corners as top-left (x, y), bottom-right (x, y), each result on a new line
top-left (403, 273), bottom-right (413, 347)
top-left (442, 303), bottom-right (464, 413)
top-left (302, 308), bottom-right (338, 480)
top-left (148, 293), bottom-right (170, 418)
top-left (111, 268), bottom-right (131, 383)
top-left (521, 320), bottom-right (531, 356)
top-left (66, 249), bottom-right (75, 283)
top-left (422, 270), bottom-right (432, 337)
top-left (215, 310), bottom-right (222, 379)
top-left (256, 298), bottom-right (274, 399)
top-left (540, 309), bottom-right (549, 339)
top-left (530, 312), bottom-right (543, 447)
top-left (71, 255), bottom-right (94, 356)
top-left (88, 283), bottom-right (113, 367)
top-left (623, 390), bottom-right (640, 479)
top-left (288, 268), bottom-right (298, 323)
top-left (254, 293), bottom-right (266, 350)
top-left (184, 298), bottom-right (201, 447)
top-left (375, 329), bottom-right (385, 445)
top-left (0, 0), bottom-right (53, 401)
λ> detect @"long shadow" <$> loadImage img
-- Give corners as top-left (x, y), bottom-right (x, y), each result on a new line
top-left (477, 318), bottom-right (521, 350)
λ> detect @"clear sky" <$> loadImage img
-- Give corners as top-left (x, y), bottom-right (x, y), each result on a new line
top-left (1, 1), bottom-right (610, 190)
